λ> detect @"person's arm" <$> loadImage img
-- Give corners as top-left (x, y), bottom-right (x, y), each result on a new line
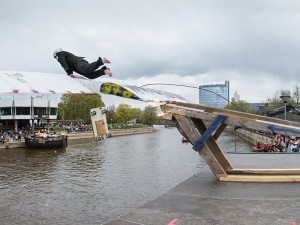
top-left (58, 55), bottom-right (73, 75)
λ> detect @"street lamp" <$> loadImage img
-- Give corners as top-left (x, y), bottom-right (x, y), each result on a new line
top-left (280, 94), bottom-right (291, 120)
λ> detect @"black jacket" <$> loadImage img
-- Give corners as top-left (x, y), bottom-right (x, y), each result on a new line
top-left (56, 51), bottom-right (85, 75)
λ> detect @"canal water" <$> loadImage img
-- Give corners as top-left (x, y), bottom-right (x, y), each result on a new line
top-left (0, 127), bottom-right (252, 225)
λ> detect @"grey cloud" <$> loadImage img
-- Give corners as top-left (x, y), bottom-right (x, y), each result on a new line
top-left (1, 0), bottom-right (300, 82)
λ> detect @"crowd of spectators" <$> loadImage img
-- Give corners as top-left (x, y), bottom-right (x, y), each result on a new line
top-left (0, 130), bottom-right (26, 143)
top-left (254, 134), bottom-right (300, 153)
top-left (0, 122), bottom-right (93, 144)
top-left (52, 122), bottom-right (92, 132)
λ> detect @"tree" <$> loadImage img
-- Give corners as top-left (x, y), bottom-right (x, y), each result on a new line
top-left (293, 85), bottom-right (300, 106)
top-left (58, 94), bottom-right (104, 123)
top-left (106, 105), bottom-right (116, 123)
top-left (113, 104), bottom-right (135, 123)
top-left (225, 100), bottom-right (254, 113)
top-left (141, 106), bottom-right (158, 125)
top-left (259, 89), bottom-right (298, 117)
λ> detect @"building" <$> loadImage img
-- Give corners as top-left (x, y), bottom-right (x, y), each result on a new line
top-left (0, 93), bottom-right (60, 131)
top-left (199, 81), bottom-right (230, 108)
top-left (232, 91), bottom-right (240, 102)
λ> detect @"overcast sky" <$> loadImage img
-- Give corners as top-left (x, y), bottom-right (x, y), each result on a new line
top-left (1, 0), bottom-right (300, 108)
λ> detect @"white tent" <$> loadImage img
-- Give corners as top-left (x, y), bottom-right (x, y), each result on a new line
top-left (0, 71), bottom-right (93, 94)
top-left (0, 71), bottom-right (188, 103)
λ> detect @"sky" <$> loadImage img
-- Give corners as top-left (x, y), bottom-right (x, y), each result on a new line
top-left (1, 0), bottom-right (300, 108)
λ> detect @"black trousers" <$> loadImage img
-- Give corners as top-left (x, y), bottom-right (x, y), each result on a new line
top-left (75, 57), bottom-right (107, 79)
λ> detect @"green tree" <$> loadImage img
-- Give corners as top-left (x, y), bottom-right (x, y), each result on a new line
top-left (141, 106), bottom-right (158, 125)
top-left (131, 108), bottom-right (143, 121)
top-left (58, 94), bottom-right (104, 123)
top-left (106, 105), bottom-right (116, 123)
top-left (113, 104), bottom-right (135, 123)
top-left (225, 100), bottom-right (254, 113)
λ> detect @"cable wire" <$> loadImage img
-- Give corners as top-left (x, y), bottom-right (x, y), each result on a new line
top-left (139, 83), bottom-right (244, 111)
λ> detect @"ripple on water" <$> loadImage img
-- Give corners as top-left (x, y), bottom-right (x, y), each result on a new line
top-left (0, 128), bottom-right (251, 225)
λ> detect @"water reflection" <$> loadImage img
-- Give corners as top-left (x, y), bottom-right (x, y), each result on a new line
top-left (0, 127), bottom-right (250, 225)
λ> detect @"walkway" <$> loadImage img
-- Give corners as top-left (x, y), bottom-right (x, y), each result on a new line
top-left (104, 153), bottom-right (300, 225)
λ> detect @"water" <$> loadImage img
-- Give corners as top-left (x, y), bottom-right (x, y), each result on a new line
top-left (0, 127), bottom-right (251, 225)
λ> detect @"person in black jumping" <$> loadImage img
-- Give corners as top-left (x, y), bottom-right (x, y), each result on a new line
top-left (53, 48), bottom-right (112, 79)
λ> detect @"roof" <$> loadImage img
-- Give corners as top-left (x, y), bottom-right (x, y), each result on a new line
top-left (0, 71), bottom-right (93, 94)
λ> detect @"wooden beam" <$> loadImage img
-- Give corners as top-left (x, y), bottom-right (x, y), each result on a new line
top-left (220, 175), bottom-right (300, 182)
top-left (175, 102), bottom-right (300, 128)
top-left (213, 123), bottom-right (227, 140)
top-left (176, 122), bottom-right (191, 143)
top-left (192, 115), bottom-right (226, 152)
top-left (173, 114), bottom-right (228, 178)
top-left (228, 168), bottom-right (300, 175)
top-left (162, 104), bottom-right (300, 137)
top-left (192, 118), bottom-right (232, 171)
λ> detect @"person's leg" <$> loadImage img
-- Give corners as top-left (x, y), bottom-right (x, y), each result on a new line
top-left (84, 66), bottom-right (112, 79)
top-left (78, 58), bottom-right (103, 74)
top-left (78, 57), bottom-right (110, 75)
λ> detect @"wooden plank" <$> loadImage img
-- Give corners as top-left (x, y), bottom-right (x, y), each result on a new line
top-left (173, 114), bottom-right (228, 178)
top-left (192, 118), bottom-right (233, 171)
top-left (228, 168), bottom-right (300, 175)
top-left (220, 175), bottom-right (300, 182)
top-left (174, 102), bottom-right (300, 128)
top-left (213, 123), bottom-right (227, 140)
top-left (162, 104), bottom-right (300, 137)
top-left (95, 120), bottom-right (106, 136)
top-left (176, 121), bottom-right (191, 143)
top-left (193, 115), bottom-right (226, 152)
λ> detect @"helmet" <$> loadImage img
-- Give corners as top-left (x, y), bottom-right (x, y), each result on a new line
top-left (53, 48), bottom-right (63, 58)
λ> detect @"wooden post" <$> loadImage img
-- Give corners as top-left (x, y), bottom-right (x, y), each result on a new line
top-left (174, 114), bottom-right (228, 178)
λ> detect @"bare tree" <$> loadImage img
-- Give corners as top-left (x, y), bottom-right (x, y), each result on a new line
top-left (293, 85), bottom-right (300, 106)
top-left (280, 89), bottom-right (291, 96)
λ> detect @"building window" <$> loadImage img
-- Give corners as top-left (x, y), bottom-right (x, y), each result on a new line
top-left (0, 107), bottom-right (12, 116)
top-left (34, 107), bottom-right (47, 116)
top-left (16, 107), bottom-right (30, 115)
top-left (50, 108), bottom-right (57, 115)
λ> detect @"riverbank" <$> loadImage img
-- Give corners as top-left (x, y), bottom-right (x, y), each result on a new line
top-left (0, 127), bottom-right (155, 149)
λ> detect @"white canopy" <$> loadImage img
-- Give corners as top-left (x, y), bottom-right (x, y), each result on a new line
top-left (0, 71), bottom-right (93, 94)
top-left (0, 71), bottom-right (188, 103)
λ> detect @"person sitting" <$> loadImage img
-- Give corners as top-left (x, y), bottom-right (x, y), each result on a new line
top-left (277, 136), bottom-right (286, 152)
top-left (255, 140), bottom-right (262, 149)
top-left (53, 48), bottom-right (112, 79)
top-left (289, 138), bottom-right (299, 152)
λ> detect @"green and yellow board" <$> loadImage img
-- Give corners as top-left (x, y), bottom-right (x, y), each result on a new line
top-left (100, 82), bottom-right (141, 101)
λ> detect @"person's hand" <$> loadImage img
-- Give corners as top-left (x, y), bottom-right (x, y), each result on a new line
top-left (68, 74), bottom-right (75, 78)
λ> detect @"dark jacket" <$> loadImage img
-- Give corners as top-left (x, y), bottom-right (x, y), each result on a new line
top-left (56, 51), bottom-right (85, 75)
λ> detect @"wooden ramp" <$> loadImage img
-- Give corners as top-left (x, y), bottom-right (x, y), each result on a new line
top-left (161, 102), bottom-right (300, 182)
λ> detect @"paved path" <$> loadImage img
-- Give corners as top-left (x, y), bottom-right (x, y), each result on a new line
top-left (104, 153), bottom-right (300, 225)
